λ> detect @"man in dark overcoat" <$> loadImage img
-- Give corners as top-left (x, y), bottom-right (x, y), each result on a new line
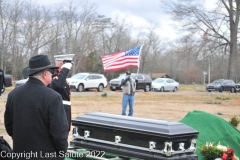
top-left (4, 55), bottom-right (68, 160)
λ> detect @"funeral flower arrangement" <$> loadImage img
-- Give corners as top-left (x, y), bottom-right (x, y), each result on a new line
top-left (200, 142), bottom-right (239, 160)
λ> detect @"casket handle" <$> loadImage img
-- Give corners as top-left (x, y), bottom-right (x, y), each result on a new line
top-left (115, 136), bottom-right (121, 145)
top-left (72, 127), bottom-right (79, 139)
top-left (84, 130), bottom-right (90, 139)
top-left (149, 141), bottom-right (156, 151)
top-left (178, 143), bottom-right (185, 151)
top-left (189, 139), bottom-right (196, 151)
top-left (163, 141), bottom-right (174, 156)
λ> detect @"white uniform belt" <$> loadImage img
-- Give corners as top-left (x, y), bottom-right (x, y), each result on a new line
top-left (63, 100), bottom-right (71, 105)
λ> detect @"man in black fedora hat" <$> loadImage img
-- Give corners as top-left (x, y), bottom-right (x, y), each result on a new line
top-left (4, 55), bottom-right (68, 159)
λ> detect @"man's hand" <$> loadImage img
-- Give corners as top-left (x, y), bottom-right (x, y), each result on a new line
top-left (61, 63), bottom-right (72, 70)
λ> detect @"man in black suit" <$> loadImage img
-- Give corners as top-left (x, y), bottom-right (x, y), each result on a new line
top-left (4, 55), bottom-right (68, 159)
top-left (0, 69), bottom-right (5, 96)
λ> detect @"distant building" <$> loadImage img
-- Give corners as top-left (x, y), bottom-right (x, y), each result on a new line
top-left (151, 73), bottom-right (172, 79)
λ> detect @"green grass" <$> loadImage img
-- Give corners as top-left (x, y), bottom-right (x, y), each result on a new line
top-left (179, 84), bottom-right (205, 91)
top-left (5, 86), bottom-right (14, 92)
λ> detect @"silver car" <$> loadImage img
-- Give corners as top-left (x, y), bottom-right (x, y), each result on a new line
top-left (15, 78), bottom-right (28, 87)
top-left (151, 78), bottom-right (179, 92)
top-left (67, 72), bottom-right (108, 92)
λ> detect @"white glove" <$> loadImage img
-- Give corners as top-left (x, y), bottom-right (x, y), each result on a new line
top-left (61, 63), bottom-right (72, 70)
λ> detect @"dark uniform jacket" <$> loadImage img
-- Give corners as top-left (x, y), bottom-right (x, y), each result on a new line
top-left (50, 68), bottom-right (71, 131)
top-left (0, 69), bottom-right (5, 96)
top-left (4, 77), bottom-right (68, 159)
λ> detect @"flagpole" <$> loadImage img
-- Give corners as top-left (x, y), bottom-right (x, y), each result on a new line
top-left (203, 29), bottom-right (210, 84)
top-left (137, 44), bottom-right (143, 75)
top-left (134, 45), bottom-right (143, 90)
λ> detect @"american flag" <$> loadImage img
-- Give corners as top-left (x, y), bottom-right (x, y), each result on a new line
top-left (101, 46), bottom-right (142, 72)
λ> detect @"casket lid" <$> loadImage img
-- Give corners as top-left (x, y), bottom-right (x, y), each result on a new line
top-left (72, 112), bottom-right (198, 137)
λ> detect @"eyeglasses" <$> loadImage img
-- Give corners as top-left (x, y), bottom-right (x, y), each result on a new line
top-left (45, 69), bottom-right (54, 74)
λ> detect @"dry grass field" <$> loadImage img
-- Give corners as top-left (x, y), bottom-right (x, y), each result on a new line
top-left (1, 85), bottom-right (240, 149)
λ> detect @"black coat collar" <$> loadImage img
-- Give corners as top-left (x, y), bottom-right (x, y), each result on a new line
top-left (27, 77), bottom-right (45, 86)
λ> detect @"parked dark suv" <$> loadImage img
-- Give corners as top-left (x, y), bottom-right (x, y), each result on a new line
top-left (1, 74), bottom-right (13, 93)
top-left (109, 73), bottom-right (152, 92)
top-left (206, 79), bottom-right (236, 92)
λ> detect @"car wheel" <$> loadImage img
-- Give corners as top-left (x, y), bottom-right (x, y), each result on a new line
top-left (144, 84), bottom-right (150, 92)
top-left (231, 87), bottom-right (235, 93)
top-left (208, 90), bottom-right (211, 92)
top-left (160, 87), bottom-right (164, 92)
top-left (77, 84), bottom-right (84, 92)
top-left (219, 87), bottom-right (223, 92)
top-left (98, 84), bottom-right (104, 92)
top-left (173, 87), bottom-right (177, 92)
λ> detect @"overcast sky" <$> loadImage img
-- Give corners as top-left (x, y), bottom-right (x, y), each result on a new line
top-left (34, 0), bottom-right (217, 41)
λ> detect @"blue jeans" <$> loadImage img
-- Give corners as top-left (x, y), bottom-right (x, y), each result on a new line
top-left (122, 94), bottom-right (134, 116)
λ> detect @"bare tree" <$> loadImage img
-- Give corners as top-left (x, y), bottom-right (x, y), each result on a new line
top-left (56, 0), bottom-right (96, 75)
top-left (0, 0), bottom-right (30, 79)
top-left (139, 24), bottom-right (164, 74)
top-left (92, 15), bottom-right (135, 78)
top-left (162, 0), bottom-right (240, 80)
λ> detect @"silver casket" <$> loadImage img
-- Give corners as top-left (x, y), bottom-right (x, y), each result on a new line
top-left (70, 112), bottom-right (199, 160)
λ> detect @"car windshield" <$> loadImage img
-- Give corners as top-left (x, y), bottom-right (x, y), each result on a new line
top-left (117, 74), bottom-right (135, 80)
top-left (212, 79), bottom-right (224, 84)
top-left (153, 79), bottom-right (165, 83)
top-left (71, 73), bottom-right (87, 79)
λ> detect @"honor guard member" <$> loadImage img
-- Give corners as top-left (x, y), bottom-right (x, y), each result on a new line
top-left (50, 54), bottom-right (75, 131)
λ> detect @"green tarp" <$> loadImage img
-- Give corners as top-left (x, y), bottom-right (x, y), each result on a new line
top-left (180, 110), bottom-right (240, 159)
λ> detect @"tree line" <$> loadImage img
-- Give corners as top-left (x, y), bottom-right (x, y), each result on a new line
top-left (0, 0), bottom-right (239, 84)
